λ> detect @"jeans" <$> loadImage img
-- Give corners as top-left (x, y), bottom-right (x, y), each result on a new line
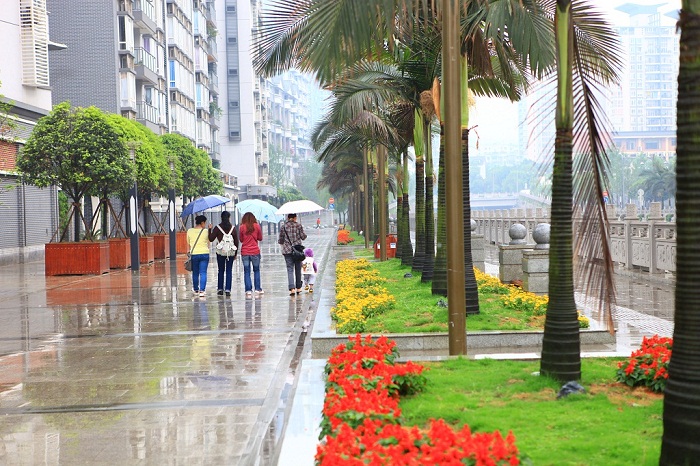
top-left (284, 254), bottom-right (303, 290)
top-left (216, 254), bottom-right (235, 292)
top-left (191, 253), bottom-right (210, 292)
top-left (241, 254), bottom-right (261, 292)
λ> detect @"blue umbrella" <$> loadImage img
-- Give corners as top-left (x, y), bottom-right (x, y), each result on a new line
top-left (180, 195), bottom-right (230, 218)
top-left (236, 199), bottom-right (282, 223)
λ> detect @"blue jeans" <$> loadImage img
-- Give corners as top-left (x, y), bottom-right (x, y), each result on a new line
top-left (241, 254), bottom-right (261, 292)
top-left (216, 254), bottom-right (235, 292)
top-left (191, 253), bottom-right (210, 292)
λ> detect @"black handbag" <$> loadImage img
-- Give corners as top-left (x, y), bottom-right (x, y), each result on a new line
top-left (284, 227), bottom-right (306, 262)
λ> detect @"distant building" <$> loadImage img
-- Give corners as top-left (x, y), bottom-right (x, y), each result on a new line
top-left (607, 2), bottom-right (679, 160)
top-left (0, 0), bottom-right (61, 263)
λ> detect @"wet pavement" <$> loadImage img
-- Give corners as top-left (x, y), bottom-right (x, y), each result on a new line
top-left (0, 232), bottom-right (676, 465)
top-left (0, 225), bottom-right (334, 465)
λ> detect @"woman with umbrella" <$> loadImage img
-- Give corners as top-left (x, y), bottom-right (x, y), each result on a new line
top-left (188, 215), bottom-right (212, 298)
top-left (278, 213), bottom-right (307, 296)
top-left (239, 212), bottom-right (264, 298)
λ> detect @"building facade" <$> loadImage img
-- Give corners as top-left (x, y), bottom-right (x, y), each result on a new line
top-left (0, 0), bottom-right (60, 263)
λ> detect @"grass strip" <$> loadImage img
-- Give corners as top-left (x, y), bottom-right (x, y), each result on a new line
top-left (399, 357), bottom-right (663, 465)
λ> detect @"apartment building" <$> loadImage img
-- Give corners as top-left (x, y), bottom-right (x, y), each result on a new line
top-left (0, 0), bottom-right (61, 262)
top-left (608, 2), bottom-right (679, 161)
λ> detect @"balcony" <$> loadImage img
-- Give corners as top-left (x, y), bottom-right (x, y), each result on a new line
top-left (209, 113), bottom-right (220, 129)
top-left (209, 73), bottom-right (219, 95)
top-left (133, 0), bottom-right (157, 34)
top-left (136, 101), bottom-right (161, 131)
top-left (134, 47), bottom-right (159, 84)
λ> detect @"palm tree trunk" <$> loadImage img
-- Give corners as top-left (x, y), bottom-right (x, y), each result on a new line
top-left (396, 177), bottom-right (404, 260)
top-left (363, 148), bottom-right (371, 249)
top-left (432, 127), bottom-right (447, 296)
top-left (541, 0), bottom-right (581, 383)
top-left (401, 150), bottom-right (413, 266)
top-left (413, 156), bottom-right (426, 273)
top-left (377, 145), bottom-right (388, 261)
top-left (660, 4), bottom-right (700, 463)
top-left (422, 120), bottom-right (436, 282)
top-left (463, 128), bottom-right (479, 314)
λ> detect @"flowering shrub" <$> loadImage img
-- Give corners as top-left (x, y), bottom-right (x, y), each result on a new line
top-left (317, 335), bottom-right (523, 465)
top-left (337, 229), bottom-right (355, 245)
top-left (332, 259), bottom-right (396, 333)
top-left (616, 334), bottom-right (672, 393)
top-left (475, 268), bottom-right (590, 329)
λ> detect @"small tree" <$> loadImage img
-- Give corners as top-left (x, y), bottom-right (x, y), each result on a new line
top-left (17, 102), bottom-right (130, 241)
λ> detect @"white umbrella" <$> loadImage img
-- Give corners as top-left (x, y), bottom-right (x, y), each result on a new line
top-left (236, 199), bottom-right (282, 223)
top-left (276, 200), bottom-right (325, 215)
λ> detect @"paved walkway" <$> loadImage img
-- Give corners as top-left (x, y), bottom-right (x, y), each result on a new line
top-left (0, 225), bottom-right (335, 465)
top-left (0, 232), bottom-right (676, 465)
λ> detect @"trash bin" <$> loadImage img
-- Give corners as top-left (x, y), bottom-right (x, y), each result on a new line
top-left (374, 235), bottom-right (398, 258)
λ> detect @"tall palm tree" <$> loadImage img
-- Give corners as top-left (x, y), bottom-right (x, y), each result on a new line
top-left (539, 0), bottom-right (622, 381)
top-left (660, 1), bottom-right (700, 462)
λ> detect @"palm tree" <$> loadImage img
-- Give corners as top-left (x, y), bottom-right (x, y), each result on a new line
top-left (539, 0), bottom-right (622, 382)
top-left (634, 156), bottom-right (676, 207)
top-left (660, 1), bottom-right (700, 462)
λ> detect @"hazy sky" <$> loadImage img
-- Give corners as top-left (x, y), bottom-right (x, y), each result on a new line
top-left (470, 0), bottom-right (682, 154)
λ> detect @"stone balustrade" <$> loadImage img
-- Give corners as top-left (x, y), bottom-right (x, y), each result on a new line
top-left (472, 202), bottom-right (676, 275)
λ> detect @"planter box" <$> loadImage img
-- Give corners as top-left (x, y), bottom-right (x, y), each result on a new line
top-left (45, 241), bottom-right (110, 276)
top-left (108, 238), bottom-right (131, 269)
top-left (176, 231), bottom-right (188, 255)
top-left (139, 236), bottom-right (155, 264)
top-left (152, 233), bottom-right (169, 260)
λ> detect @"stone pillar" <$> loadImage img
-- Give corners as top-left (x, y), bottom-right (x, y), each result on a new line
top-left (648, 202), bottom-right (663, 274)
top-left (523, 223), bottom-right (550, 295)
top-left (498, 223), bottom-right (529, 284)
top-left (470, 219), bottom-right (485, 272)
top-left (624, 204), bottom-right (637, 269)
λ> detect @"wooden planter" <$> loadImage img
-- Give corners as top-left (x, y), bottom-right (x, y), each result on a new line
top-left (139, 236), bottom-right (155, 264)
top-left (152, 233), bottom-right (169, 260)
top-left (45, 241), bottom-right (110, 276)
top-left (176, 231), bottom-right (188, 255)
top-left (108, 238), bottom-right (131, 269)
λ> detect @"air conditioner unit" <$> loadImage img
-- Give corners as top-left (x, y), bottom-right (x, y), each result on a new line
top-left (258, 177), bottom-right (268, 185)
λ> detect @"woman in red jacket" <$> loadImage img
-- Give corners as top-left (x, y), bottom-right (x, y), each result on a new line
top-left (239, 212), bottom-right (263, 298)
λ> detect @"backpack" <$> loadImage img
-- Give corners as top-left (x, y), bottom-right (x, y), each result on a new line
top-left (216, 225), bottom-right (237, 256)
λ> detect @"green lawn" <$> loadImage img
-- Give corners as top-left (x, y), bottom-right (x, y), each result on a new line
top-left (400, 357), bottom-right (663, 465)
top-left (361, 258), bottom-right (545, 333)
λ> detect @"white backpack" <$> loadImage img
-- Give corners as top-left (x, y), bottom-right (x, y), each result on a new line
top-left (216, 225), bottom-right (237, 256)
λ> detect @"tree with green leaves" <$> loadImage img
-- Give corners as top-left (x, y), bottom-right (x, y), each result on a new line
top-left (160, 133), bottom-right (222, 203)
top-left (633, 156), bottom-right (676, 207)
top-left (17, 102), bottom-right (131, 241)
top-left (660, 1), bottom-right (700, 462)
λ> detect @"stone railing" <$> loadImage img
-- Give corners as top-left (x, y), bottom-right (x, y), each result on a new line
top-left (472, 202), bottom-right (676, 275)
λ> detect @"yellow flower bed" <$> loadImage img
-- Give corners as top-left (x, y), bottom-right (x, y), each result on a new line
top-left (474, 268), bottom-right (589, 329)
top-left (332, 259), bottom-right (396, 334)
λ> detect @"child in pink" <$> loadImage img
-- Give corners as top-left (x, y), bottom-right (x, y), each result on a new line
top-left (301, 248), bottom-right (318, 292)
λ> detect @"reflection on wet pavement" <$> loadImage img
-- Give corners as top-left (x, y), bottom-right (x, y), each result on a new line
top-left (0, 227), bottom-right (334, 465)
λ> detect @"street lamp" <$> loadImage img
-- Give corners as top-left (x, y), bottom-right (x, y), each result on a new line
top-left (128, 145), bottom-right (140, 271)
top-left (168, 160), bottom-right (177, 262)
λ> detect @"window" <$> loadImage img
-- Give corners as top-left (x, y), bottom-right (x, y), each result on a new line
top-left (169, 60), bottom-right (176, 87)
top-left (20, 0), bottom-right (50, 86)
top-left (227, 37), bottom-right (237, 44)
top-left (228, 68), bottom-right (238, 76)
top-left (229, 101), bottom-right (239, 108)
top-left (226, 5), bottom-right (236, 13)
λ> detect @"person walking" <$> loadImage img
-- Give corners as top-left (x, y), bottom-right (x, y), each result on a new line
top-left (187, 215), bottom-right (212, 298)
top-left (239, 212), bottom-right (263, 298)
top-left (278, 213), bottom-right (307, 296)
top-left (209, 211), bottom-right (239, 297)
top-left (301, 247), bottom-right (317, 293)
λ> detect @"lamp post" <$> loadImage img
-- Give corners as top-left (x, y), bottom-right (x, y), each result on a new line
top-left (168, 160), bottom-right (177, 262)
top-left (128, 146), bottom-right (140, 271)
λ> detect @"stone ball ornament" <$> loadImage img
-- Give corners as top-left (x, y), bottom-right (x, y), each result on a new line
top-left (533, 223), bottom-right (551, 250)
top-left (508, 223), bottom-right (527, 245)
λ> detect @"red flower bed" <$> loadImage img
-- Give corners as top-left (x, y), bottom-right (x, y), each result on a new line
top-left (317, 334), bottom-right (523, 465)
top-left (616, 334), bottom-right (672, 393)
top-left (337, 229), bottom-right (355, 245)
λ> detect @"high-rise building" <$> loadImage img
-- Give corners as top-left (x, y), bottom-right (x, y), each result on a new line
top-left (607, 2), bottom-right (679, 160)
top-left (47, 0), bottom-right (221, 162)
top-left (0, 0), bottom-right (61, 262)
top-left (216, 0), bottom-right (317, 200)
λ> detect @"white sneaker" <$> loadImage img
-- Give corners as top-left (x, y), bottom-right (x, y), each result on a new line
top-left (245, 291), bottom-right (253, 298)
top-left (199, 291), bottom-right (206, 297)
